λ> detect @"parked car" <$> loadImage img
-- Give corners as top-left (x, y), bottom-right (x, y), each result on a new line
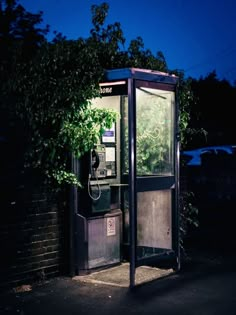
top-left (181, 145), bottom-right (236, 166)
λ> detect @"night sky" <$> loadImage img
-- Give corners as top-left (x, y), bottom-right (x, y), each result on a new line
top-left (20, 0), bottom-right (236, 83)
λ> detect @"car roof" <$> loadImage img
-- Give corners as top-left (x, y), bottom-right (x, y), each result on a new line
top-left (181, 145), bottom-right (235, 166)
top-left (183, 145), bottom-right (233, 153)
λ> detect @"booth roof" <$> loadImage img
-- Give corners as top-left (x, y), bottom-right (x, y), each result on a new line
top-left (104, 68), bottom-right (178, 85)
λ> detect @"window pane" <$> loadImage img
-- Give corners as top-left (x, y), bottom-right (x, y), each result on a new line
top-left (136, 86), bottom-right (174, 176)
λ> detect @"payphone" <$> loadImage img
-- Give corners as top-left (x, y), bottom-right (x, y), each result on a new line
top-left (88, 143), bottom-right (117, 181)
top-left (88, 142), bottom-right (117, 202)
top-left (79, 123), bottom-right (118, 214)
top-left (89, 144), bottom-right (107, 180)
top-left (74, 68), bottom-right (179, 285)
top-left (87, 144), bottom-right (107, 202)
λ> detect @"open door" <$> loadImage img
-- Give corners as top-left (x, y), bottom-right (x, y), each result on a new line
top-left (127, 77), bottom-right (179, 288)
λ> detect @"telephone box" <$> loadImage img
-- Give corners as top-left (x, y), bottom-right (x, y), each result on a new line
top-left (73, 68), bottom-right (180, 288)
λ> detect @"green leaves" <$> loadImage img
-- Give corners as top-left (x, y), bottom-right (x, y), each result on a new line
top-left (11, 37), bottom-right (118, 187)
top-left (52, 169), bottom-right (82, 187)
top-left (179, 191), bottom-right (199, 254)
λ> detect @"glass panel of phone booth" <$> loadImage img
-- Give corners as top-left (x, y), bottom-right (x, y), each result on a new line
top-left (136, 85), bottom-right (174, 176)
top-left (135, 82), bottom-right (176, 264)
top-left (90, 93), bottom-right (131, 254)
top-left (89, 95), bottom-right (125, 216)
top-left (90, 96), bottom-right (121, 185)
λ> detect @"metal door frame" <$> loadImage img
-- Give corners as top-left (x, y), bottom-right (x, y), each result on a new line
top-left (127, 74), bottom-right (180, 288)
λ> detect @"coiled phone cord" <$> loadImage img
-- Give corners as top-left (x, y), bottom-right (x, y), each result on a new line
top-left (87, 172), bottom-right (101, 201)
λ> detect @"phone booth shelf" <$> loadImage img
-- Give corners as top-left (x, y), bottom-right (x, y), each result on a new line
top-left (73, 68), bottom-right (180, 287)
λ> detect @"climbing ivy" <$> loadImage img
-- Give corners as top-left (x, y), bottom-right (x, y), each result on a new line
top-left (14, 39), bottom-right (119, 186)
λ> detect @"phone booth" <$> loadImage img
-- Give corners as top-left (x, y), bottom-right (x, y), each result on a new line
top-left (73, 68), bottom-right (180, 288)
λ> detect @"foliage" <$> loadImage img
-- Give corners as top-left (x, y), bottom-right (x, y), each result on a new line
top-left (0, 0), bottom-right (49, 64)
top-left (166, 70), bottom-right (206, 151)
top-left (179, 191), bottom-right (199, 254)
top-left (14, 39), bottom-right (118, 185)
top-left (88, 2), bottom-right (167, 71)
top-left (88, 2), bottom-right (126, 69)
top-left (126, 36), bottom-right (167, 71)
top-left (0, 0), bottom-right (49, 115)
top-left (189, 71), bottom-right (236, 148)
top-left (0, 0), bottom-right (51, 179)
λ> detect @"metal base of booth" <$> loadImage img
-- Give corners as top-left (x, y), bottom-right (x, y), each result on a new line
top-left (75, 209), bottom-right (122, 274)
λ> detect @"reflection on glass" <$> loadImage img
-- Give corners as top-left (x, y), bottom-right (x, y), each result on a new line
top-left (136, 87), bottom-right (174, 176)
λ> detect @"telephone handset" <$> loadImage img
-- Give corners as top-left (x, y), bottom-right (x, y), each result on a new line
top-left (90, 145), bottom-right (107, 179)
top-left (88, 144), bottom-right (107, 201)
top-left (91, 149), bottom-right (100, 170)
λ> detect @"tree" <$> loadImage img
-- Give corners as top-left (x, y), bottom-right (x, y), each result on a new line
top-left (88, 3), bottom-right (168, 71)
top-left (0, 0), bottom-right (49, 112)
top-left (0, 0), bottom-right (49, 64)
top-left (0, 0), bottom-right (50, 179)
top-left (15, 39), bottom-right (118, 185)
top-left (188, 71), bottom-right (236, 148)
top-left (0, 1), bottom-right (118, 186)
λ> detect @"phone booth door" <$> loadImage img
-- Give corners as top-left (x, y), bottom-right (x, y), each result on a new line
top-left (127, 77), bottom-right (180, 288)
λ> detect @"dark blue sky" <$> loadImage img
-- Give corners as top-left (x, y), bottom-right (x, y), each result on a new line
top-left (20, 0), bottom-right (236, 83)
